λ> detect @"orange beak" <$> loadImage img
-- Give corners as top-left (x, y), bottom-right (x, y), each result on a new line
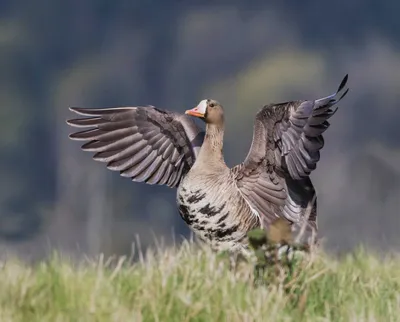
top-left (185, 107), bottom-right (205, 118)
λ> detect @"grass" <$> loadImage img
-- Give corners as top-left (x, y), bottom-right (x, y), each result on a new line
top-left (0, 243), bottom-right (399, 322)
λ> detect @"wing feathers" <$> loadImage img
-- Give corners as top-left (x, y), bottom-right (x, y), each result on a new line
top-left (122, 150), bottom-right (158, 178)
top-left (146, 161), bottom-right (169, 185)
top-left (67, 106), bottom-right (205, 188)
top-left (232, 74), bottom-right (349, 229)
top-left (69, 106), bottom-right (138, 116)
top-left (277, 74), bottom-right (349, 179)
top-left (81, 133), bottom-right (142, 152)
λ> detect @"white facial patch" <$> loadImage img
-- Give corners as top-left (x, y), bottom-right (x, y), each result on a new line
top-left (196, 99), bottom-right (208, 114)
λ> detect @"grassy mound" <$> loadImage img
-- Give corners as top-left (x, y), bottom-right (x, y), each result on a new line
top-left (0, 243), bottom-right (399, 321)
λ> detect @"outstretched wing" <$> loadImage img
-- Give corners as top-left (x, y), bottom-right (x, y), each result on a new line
top-left (232, 75), bottom-right (349, 229)
top-left (273, 74), bottom-right (349, 179)
top-left (67, 106), bottom-right (205, 187)
top-left (231, 115), bottom-right (288, 227)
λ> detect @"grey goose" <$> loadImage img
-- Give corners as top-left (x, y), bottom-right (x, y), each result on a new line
top-left (67, 74), bottom-right (349, 254)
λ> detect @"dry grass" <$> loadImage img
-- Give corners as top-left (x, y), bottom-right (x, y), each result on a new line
top-left (0, 243), bottom-right (399, 321)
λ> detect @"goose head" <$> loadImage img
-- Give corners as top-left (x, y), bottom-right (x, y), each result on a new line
top-left (185, 99), bottom-right (224, 125)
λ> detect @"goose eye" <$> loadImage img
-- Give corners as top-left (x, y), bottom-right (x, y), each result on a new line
top-left (209, 103), bottom-right (215, 108)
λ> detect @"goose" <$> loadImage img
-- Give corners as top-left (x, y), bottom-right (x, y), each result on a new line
top-left (67, 75), bottom-right (349, 254)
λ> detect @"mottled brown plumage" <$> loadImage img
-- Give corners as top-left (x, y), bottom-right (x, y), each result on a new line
top-left (67, 75), bottom-right (349, 254)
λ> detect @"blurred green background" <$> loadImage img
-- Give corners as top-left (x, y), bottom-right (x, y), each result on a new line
top-left (1, 1), bottom-right (399, 262)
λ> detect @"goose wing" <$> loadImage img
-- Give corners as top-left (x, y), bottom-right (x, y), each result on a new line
top-left (231, 115), bottom-right (287, 227)
top-left (67, 106), bottom-right (205, 187)
top-left (232, 75), bottom-right (349, 228)
top-left (272, 74), bottom-right (349, 180)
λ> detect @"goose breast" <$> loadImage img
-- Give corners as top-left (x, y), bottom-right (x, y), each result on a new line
top-left (176, 170), bottom-right (259, 252)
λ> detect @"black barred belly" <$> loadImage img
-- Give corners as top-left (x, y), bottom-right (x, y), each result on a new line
top-left (176, 186), bottom-right (246, 251)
